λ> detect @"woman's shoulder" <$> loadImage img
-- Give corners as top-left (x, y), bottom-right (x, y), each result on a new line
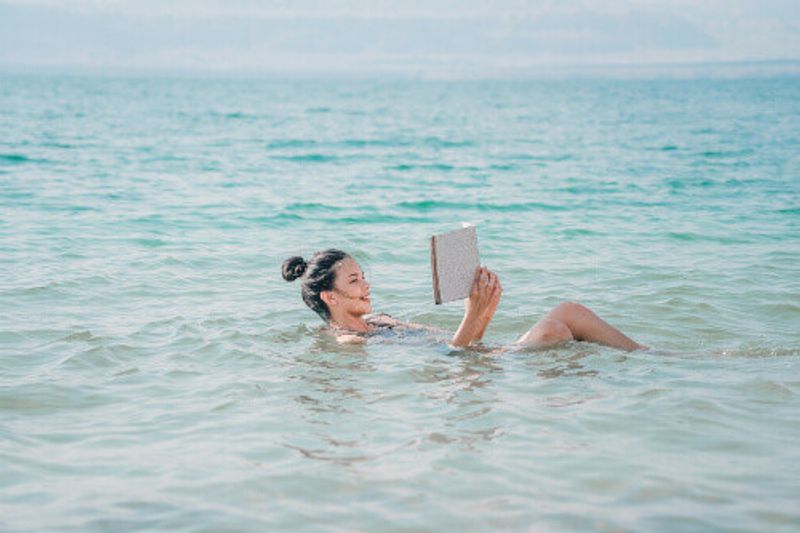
top-left (331, 314), bottom-right (445, 344)
top-left (335, 333), bottom-right (368, 344)
top-left (326, 314), bottom-right (399, 344)
top-left (364, 313), bottom-right (402, 329)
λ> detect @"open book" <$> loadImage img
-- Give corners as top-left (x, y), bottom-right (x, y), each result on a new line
top-left (430, 225), bottom-right (480, 304)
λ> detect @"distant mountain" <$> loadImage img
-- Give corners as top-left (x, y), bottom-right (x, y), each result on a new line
top-left (1, 2), bottom-right (797, 77)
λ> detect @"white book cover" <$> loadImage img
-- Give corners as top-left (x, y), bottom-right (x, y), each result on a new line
top-left (430, 225), bottom-right (480, 304)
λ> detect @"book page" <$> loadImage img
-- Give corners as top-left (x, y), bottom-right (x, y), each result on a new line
top-left (431, 225), bottom-right (480, 304)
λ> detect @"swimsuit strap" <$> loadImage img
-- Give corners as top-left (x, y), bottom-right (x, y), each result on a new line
top-left (365, 313), bottom-right (397, 330)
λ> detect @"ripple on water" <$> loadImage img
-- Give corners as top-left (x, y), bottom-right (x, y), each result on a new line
top-left (0, 153), bottom-right (41, 165)
top-left (0, 382), bottom-right (116, 413)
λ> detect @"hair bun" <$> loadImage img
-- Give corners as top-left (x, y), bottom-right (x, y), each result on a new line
top-left (281, 256), bottom-right (307, 282)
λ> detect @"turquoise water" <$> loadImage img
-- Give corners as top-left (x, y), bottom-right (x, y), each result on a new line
top-left (1, 74), bottom-right (799, 530)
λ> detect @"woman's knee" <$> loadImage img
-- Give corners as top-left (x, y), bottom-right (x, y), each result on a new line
top-left (517, 318), bottom-right (574, 346)
top-left (548, 301), bottom-right (591, 322)
top-left (538, 319), bottom-right (574, 343)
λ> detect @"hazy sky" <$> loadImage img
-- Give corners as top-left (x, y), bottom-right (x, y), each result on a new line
top-left (1, 0), bottom-right (798, 75)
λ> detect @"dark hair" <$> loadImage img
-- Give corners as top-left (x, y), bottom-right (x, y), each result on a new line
top-left (282, 249), bottom-right (350, 321)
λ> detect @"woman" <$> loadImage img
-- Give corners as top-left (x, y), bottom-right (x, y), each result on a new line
top-left (282, 249), bottom-right (645, 351)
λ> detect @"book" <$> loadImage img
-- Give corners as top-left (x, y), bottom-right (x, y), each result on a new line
top-left (430, 225), bottom-right (480, 304)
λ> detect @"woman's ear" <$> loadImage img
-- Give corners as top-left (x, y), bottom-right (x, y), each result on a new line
top-left (320, 290), bottom-right (336, 307)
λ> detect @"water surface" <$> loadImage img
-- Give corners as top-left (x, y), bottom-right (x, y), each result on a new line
top-left (1, 75), bottom-right (799, 530)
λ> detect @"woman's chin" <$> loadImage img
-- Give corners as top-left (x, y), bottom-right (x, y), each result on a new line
top-left (361, 298), bottom-right (372, 314)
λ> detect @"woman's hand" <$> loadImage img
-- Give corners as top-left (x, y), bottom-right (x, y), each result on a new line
top-left (473, 267), bottom-right (502, 341)
top-left (466, 267), bottom-right (502, 321)
top-left (451, 266), bottom-right (502, 347)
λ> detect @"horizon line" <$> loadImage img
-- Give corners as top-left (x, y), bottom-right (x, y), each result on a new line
top-left (2, 58), bottom-right (799, 81)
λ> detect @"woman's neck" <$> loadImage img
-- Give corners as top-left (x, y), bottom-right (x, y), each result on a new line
top-left (329, 313), bottom-right (371, 333)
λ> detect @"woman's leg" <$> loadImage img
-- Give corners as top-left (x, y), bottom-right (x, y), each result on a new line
top-left (516, 301), bottom-right (644, 351)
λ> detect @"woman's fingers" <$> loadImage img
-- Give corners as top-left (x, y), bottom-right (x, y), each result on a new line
top-left (467, 267), bottom-right (502, 312)
top-left (480, 269), bottom-right (492, 295)
top-left (479, 267), bottom-right (490, 292)
top-left (485, 270), bottom-right (501, 305)
top-left (470, 267), bottom-right (481, 296)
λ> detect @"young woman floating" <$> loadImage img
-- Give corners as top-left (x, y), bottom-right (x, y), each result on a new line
top-left (282, 249), bottom-right (645, 351)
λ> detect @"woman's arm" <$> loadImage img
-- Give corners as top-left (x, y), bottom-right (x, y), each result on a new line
top-left (472, 270), bottom-right (501, 342)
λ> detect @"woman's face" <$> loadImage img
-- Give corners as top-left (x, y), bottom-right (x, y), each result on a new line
top-left (330, 257), bottom-right (372, 316)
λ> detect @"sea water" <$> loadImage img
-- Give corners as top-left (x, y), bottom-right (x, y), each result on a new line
top-left (1, 74), bottom-right (799, 530)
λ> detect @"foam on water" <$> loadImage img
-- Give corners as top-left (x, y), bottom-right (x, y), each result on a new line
top-left (1, 74), bottom-right (799, 530)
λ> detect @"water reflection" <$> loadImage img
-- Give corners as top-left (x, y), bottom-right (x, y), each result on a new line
top-left (279, 332), bottom-right (387, 466)
top-left (413, 352), bottom-right (502, 402)
top-left (280, 332), bottom-right (511, 465)
top-left (516, 342), bottom-right (600, 379)
top-left (280, 333), bottom-right (627, 466)
top-left (283, 438), bottom-right (416, 467)
top-left (285, 334), bottom-right (378, 421)
top-left (413, 353), bottom-right (505, 450)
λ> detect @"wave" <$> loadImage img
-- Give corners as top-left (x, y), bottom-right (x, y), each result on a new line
top-left (559, 228), bottom-right (603, 237)
top-left (338, 139), bottom-right (411, 148)
top-left (283, 202), bottom-right (345, 213)
top-left (243, 213), bottom-right (304, 226)
top-left (271, 153), bottom-right (340, 163)
top-left (667, 231), bottom-right (749, 244)
top-left (269, 138), bottom-right (474, 152)
top-left (699, 149), bottom-right (755, 159)
top-left (336, 214), bottom-right (435, 224)
top-left (249, 211), bottom-right (431, 227)
top-left (501, 152), bottom-right (575, 162)
top-left (0, 153), bottom-right (44, 165)
top-left (395, 200), bottom-right (564, 212)
top-left (0, 191), bottom-right (35, 200)
top-left (266, 139), bottom-right (318, 149)
top-left (422, 137), bottom-right (474, 148)
top-left (717, 345), bottom-right (800, 358)
top-left (387, 163), bottom-right (455, 172)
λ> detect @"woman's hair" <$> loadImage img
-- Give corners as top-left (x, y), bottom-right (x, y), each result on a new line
top-left (282, 248), bottom-right (350, 321)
